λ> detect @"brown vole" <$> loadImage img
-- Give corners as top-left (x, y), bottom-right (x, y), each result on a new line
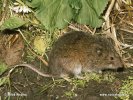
top-left (48, 31), bottom-right (124, 78)
top-left (13, 31), bottom-right (124, 78)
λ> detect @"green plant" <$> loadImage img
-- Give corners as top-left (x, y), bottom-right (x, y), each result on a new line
top-left (102, 73), bottom-right (116, 82)
top-left (26, 0), bottom-right (108, 31)
top-left (0, 62), bottom-right (10, 87)
top-left (85, 73), bottom-right (102, 82)
top-left (0, 0), bottom-right (109, 31)
top-left (0, 76), bottom-right (10, 86)
top-left (117, 76), bottom-right (133, 100)
top-left (0, 16), bottom-right (28, 30)
top-left (64, 91), bottom-right (77, 98)
top-left (0, 62), bottom-right (7, 74)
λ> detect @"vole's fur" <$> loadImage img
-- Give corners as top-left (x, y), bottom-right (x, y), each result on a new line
top-left (48, 31), bottom-right (124, 78)
top-left (14, 31), bottom-right (124, 78)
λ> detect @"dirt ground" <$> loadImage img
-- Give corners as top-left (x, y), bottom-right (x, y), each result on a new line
top-left (0, 63), bottom-right (133, 100)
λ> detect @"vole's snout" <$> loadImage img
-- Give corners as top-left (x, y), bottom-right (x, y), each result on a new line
top-left (116, 66), bottom-right (125, 72)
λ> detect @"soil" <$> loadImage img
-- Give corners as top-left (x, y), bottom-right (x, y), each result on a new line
top-left (0, 65), bottom-right (133, 100)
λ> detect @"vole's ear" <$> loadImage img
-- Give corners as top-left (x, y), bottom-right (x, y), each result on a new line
top-left (96, 48), bottom-right (103, 56)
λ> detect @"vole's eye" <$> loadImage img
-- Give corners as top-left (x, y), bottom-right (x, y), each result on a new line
top-left (110, 56), bottom-right (114, 60)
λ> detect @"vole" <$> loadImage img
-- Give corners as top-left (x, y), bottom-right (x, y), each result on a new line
top-left (14, 31), bottom-right (124, 78)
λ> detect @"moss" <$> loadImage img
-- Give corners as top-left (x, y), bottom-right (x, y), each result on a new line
top-left (71, 79), bottom-right (86, 87)
top-left (64, 91), bottom-right (77, 98)
top-left (102, 73), bottom-right (116, 82)
top-left (117, 76), bottom-right (133, 100)
top-left (84, 73), bottom-right (102, 82)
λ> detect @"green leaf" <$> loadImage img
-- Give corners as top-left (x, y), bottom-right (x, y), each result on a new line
top-left (0, 77), bottom-right (9, 86)
top-left (76, 0), bottom-right (108, 27)
top-left (25, 0), bottom-right (109, 30)
top-left (0, 16), bottom-right (27, 30)
top-left (28, 0), bottom-right (73, 31)
top-left (25, 0), bottom-right (43, 8)
top-left (69, 0), bottom-right (81, 11)
top-left (92, 0), bottom-right (109, 16)
top-left (0, 62), bottom-right (7, 74)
